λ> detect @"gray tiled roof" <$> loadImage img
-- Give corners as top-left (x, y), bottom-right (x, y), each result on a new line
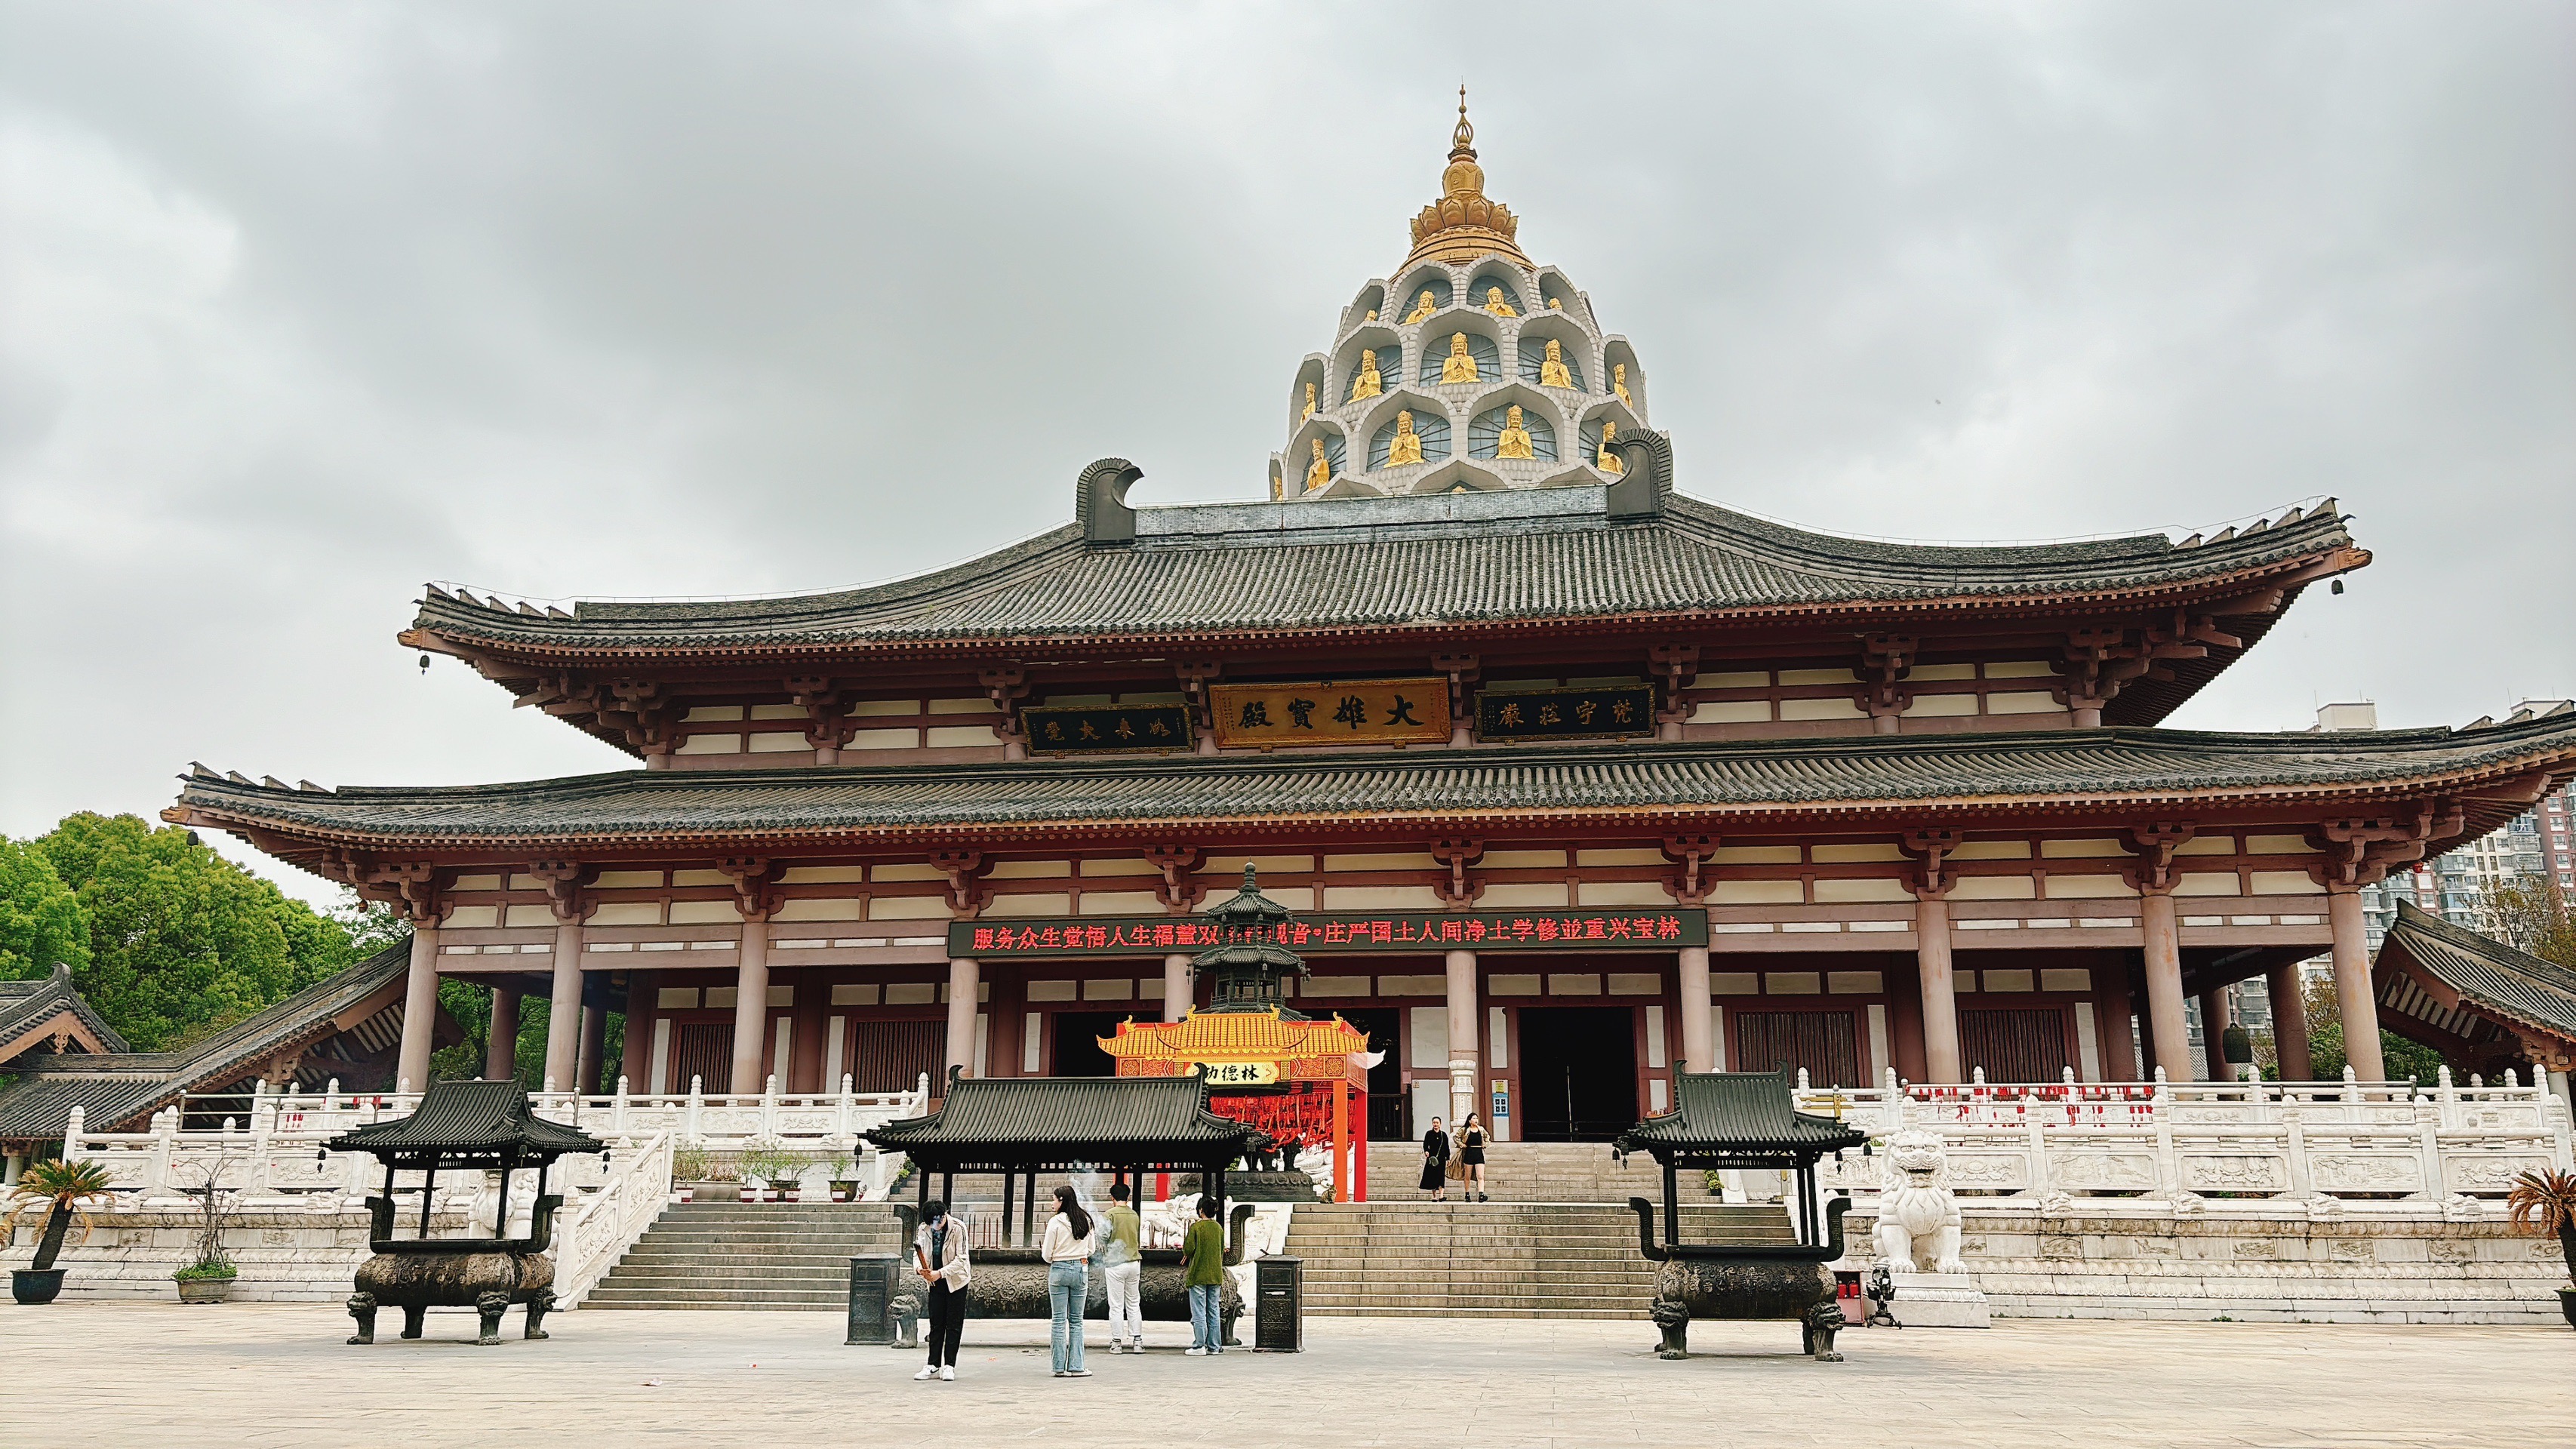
top-left (0, 943), bottom-right (411, 1140)
top-left (327, 1078), bottom-right (602, 1159)
top-left (0, 967), bottom-right (129, 1057)
top-left (1614, 1069), bottom-right (1869, 1158)
top-left (2377, 900), bottom-right (2576, 1043)
top-left (866, 1075), bottom-right (1260, 1165)
top-left (411, 490), bottom-right (2359, 657)
top-left (167, 715), bottom-right (2576, 849)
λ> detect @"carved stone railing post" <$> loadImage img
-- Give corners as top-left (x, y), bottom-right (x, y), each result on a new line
top-left (760, 1075), bottom-right (780, 1140)
top-left (611, 1075), bottom-right (630, 1135)
top-left (2413, 1092), bottom-right (2445, 1201)
top-left (685, 1075), bottom-right (704, 1146)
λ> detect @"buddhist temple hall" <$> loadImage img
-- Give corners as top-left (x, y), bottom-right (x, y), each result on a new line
top-left (160, 97), bottom-right (2576, 1139)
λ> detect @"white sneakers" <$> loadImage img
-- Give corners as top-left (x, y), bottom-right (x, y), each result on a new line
top-left (938, 1366), bottom-right (954, 1382)
top-left (1184, 1346), bottom-right (1208, 1356)
top-left (913, 1366), bottom-right (937, 1380)
top-left (915, 1365), bottom-right (956, 1382)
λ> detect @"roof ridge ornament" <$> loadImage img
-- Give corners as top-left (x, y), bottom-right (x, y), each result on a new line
top-left (1405, 88), bottom-right (1528, 270)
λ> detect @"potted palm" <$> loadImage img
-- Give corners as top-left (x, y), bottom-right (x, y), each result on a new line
top-left (2504, 1168), bottom-right (2576, 1330)
top-left (6, 1159), bottom-right (116, 1305)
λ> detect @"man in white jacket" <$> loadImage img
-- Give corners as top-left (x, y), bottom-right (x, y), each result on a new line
top-left (912, 1199), bottom-right (971, 1381)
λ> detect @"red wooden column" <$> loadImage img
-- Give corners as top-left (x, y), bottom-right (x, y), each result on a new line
top-left (1914, 896), bottom-right (1962, 1083)
top-left (484, 986), bottom-right (520, 1081)
top-left (396, 917), bottom-right (442, 1092)
top-left (1331, 1078), bottom-right (1351, 1203)
top-left (945, 955), bottom-right (980, 1078)
top-left (2268, 964), bottom-right (2313, 1081)
top-left (2199, 985), bottom-right (2234, 1082)
top-left (2140, 890), bottom-right (2193, 1081)
top-left (2327, 885), bottom-right (2385, 1082)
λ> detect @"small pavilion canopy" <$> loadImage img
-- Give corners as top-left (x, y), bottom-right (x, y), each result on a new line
top-left (1614, 1069), bottom-right (1867, 1255)
top-left (866, 1069), bottom-right (1268, 1243)
top-left (327, 1078), bottom-right (605, 1171)
top-left (2374, 900), bottom-right (2576, 1081)
top-left (327, 1079), bottom-right (605, 1244)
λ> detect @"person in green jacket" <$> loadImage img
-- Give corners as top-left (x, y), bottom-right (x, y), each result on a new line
top-left (1182, 1195), bottom-right (1226, 1355)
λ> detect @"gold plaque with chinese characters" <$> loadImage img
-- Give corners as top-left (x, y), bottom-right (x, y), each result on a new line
top-left (1208, 678), bottom-right (1451, 749)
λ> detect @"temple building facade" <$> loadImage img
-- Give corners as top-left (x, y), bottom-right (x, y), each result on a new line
top-left (162, 102), bottom-right (2576, 1140)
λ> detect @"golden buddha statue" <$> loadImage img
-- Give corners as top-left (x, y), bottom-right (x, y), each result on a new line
top-left (1484, 286), bottom-right (1516, 317)
top-left (1304, 436), bottom-right (1331, 491)
top-left (1350, 348), bottom-right (1383, 401)
top-left (1613, 363), bottom-right (1632, 406)
top-left (1496, 405), bottom-right (1535, 460)
top-left (1403, 288), bottom-right (1438, 325)
top-left (1596, 419), bottom-right (1623, 474)
top-left (1547, 297), bottom-right (1562, 310)
top-left (1386, 410), bottom-right (1425, 466)
top-left (1365, 309), bottom-right (1378, 321)
top-left (1302, 382), bottom-right (1318, 420)
top-left (1538, 337), bottom-right (1574, 389)
top-left (1441, 332), bottom-right (1479, 384)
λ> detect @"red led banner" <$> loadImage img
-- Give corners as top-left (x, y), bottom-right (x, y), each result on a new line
top-left (946, 908), bottom-right (1703, 958)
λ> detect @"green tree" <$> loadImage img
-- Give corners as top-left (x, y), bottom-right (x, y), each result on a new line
top-left (29, 814), bottom-right (365, 1051)
top-left (2488, 878), bottom-right (2576, 971)
top-left (0, 836), bottom-right (91, 980)
top-left (2301, 973), bottom-right (2451, 1084)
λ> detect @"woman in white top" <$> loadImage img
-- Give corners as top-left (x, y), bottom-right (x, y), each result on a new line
top-left (1041, 1185), bottom-right (1097, 1377)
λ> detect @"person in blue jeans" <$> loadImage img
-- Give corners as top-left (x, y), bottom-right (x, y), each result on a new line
top-left (1041, 1185), bottom-right (1097, 1377)
top-left (1182, 1194), bottom-right (1225, 1355)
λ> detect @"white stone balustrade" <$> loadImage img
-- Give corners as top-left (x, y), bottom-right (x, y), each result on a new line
top-left (1796, 1066), bottom-right (2574, 1219)
top-left (52, 1072), bottom-right (931, 1211)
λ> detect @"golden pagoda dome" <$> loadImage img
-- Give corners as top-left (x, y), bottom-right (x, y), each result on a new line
top-left (1403, 88), bottom-right (1528, 270)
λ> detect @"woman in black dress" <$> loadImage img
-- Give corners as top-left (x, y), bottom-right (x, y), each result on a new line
top-left (1418, 1117), bottom-right (1451, 1201)
top-left (1457, 1112), bottom-right (1489, 1202)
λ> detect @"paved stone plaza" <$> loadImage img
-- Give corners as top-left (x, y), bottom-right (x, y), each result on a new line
top-left (16, 1304), bottom-right (2571, 1447)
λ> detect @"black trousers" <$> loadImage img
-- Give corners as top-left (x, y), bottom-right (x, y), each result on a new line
top-left (925, 1281), bottom-right (967, 1367)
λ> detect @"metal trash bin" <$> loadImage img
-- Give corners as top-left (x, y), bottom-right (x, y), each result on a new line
top-left (1253, 1255), bottom-right (1303, 1352)
top-left (845, 1254), bottom-right (900, 1346)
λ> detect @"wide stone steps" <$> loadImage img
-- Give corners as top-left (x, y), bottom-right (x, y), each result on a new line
top-left (583, 1201), bottom-right (906, 1312)
top-left (1286, 1201), bottom-right (1795, 1319)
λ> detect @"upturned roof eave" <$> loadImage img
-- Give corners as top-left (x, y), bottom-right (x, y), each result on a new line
top-left (158, 721), bottom-right (2576, 862)
top-left (405, 544), bottom-right (2368, 669)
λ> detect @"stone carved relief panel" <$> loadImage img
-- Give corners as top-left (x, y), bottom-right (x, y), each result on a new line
top-left (2050, 1154), bottom-right (2157, 1191)
top-left (2180, 1155), bottom-right (2288, 1193)
top-left (2310, 1155), bottom-right (2423, 1193)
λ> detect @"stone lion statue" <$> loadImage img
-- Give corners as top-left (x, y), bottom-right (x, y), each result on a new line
top-left (1873, 1127), bottom-right (1967, 1274)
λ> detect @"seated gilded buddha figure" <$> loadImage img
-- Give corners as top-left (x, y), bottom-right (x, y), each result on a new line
top-left (1304, 436), bottom-right (1331, 491)
top-left (1402, 288), bottom-right (1439, 325)
top-left (1613, 363), bottom-right (1632, 406)
top-left (1440, 333), bottom-right (1479, 384)
top-left (1496, 405), bottom-right (1536, 460)
top-left (1484, 286), bottom-right (1516, 317)
top-left (1349, 349), bottom-right (1383, 401)
top-left (1596, 419), bottom-right (1623, 474)
top-left (1386, 410), bottom-right (1425, 466)
top-left (1302, 382), bottom-right (1318, 420)
top-left (1537, 337), bottom-right (1574, 389)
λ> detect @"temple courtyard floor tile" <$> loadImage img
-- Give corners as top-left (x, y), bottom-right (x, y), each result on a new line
top-left (9, 1303), bottom-right (2571, 1447)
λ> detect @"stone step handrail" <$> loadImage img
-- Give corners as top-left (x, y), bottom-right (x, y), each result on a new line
top-left (551, 1129), bottom-right (674, 1309)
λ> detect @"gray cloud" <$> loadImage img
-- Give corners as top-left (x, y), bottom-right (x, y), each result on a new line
top-left (3, 2), bottom-right (2569, 902)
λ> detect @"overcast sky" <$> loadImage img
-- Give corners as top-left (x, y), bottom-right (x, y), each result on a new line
top-left (4, 2), bottom-right (2571, 905)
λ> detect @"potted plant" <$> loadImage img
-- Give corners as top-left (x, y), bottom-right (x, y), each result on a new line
top-left (670, 1147), bottom-right (709, 1203)
top-left (173, 1158), bottom-right (241, 1303)
top-left (2504, 1168), bottom-right (2576, 1330)
top-left (737, 1140), bottom-right (789, 1201)
top-left (6, 1158), bottom-right (115, 1305)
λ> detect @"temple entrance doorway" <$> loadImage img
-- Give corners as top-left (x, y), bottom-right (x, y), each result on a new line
top-left (1049, 1011), bottom-right (1128, 1076)
top-left (1337, 1007), bottom-right (1404, 1139)
top-left (1516, 1007), bottom-right (1636, 1142)
top-left (669, 1022), bottom-right (734, 1095)
top-left (1961, 1007), bottom-right (2073, 1082)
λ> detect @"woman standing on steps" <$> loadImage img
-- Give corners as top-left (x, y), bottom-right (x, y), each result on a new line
top-left (1419, 1116), bottom-right (1452, 1201)
top-left (1042, 1185), bottom-right (1097, 1378)
top-left (1457, 1112), bottom-right (1490, 1202)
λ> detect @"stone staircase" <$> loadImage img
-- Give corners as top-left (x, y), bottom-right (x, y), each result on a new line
top-left (1368, 1140), bottom-right (1671, 1204)
top-left (583, 1201), bottom-right (906, 1311)
top-left (1288, 1200), bottom-right (1794, 1318)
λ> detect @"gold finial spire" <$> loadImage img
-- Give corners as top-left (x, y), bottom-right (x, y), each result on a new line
top-left (1404, 89), bottom-right (1528, 270)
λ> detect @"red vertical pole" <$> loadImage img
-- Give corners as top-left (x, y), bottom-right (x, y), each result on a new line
top-left (1332, 1078), bottom-right (1350, 1203)
top-left (1356, 1094), bottom-right (1370, 1202)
